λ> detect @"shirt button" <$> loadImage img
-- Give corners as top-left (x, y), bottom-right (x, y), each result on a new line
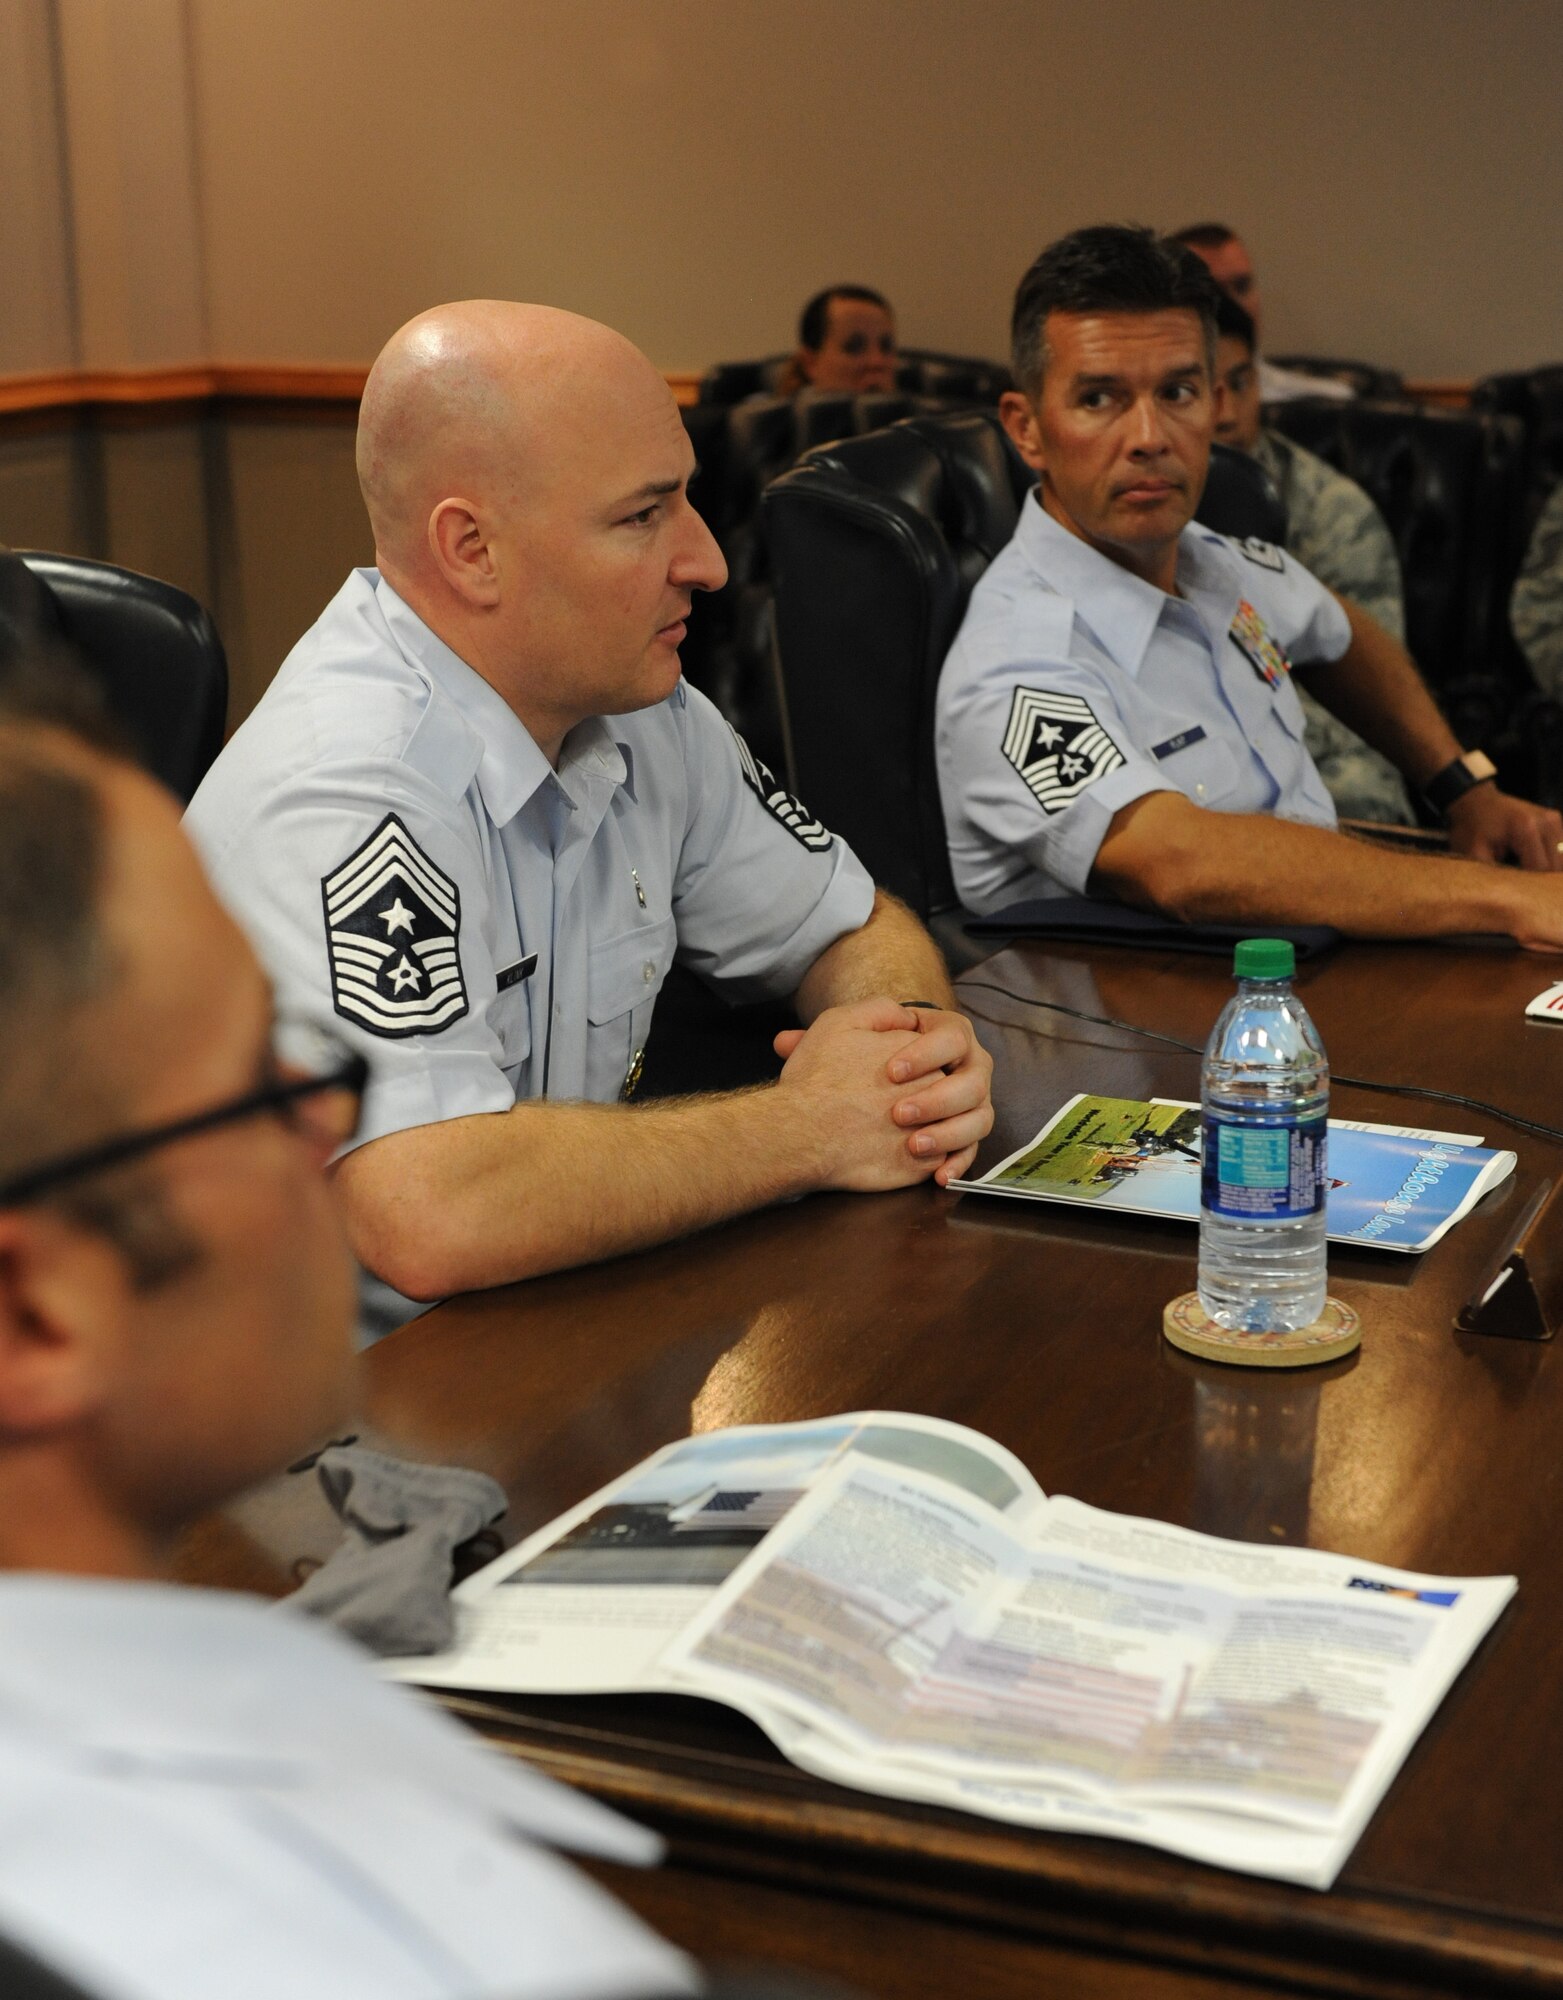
top-left (643, 962), bottom-right (656, 983)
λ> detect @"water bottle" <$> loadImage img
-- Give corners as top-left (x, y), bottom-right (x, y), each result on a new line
top-left (1198, 938), bottom-right (1329, 1333)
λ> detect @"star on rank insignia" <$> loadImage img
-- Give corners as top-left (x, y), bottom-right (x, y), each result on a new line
top-left (1001, 687), bottom-right (1126, 815)
top-left (319, 814), bottom-right (469, 1039)
top-left (730, 725), bottom-right (834, 851)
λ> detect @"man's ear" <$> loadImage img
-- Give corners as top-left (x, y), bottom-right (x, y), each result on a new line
top-left (427, 497), bottom-right (500, 608)
top-left (999, 390), bottom-right (1045, 475)
top-left (0, 1211), bottom-right (126, 1436)
top-left (795, 346), bottom-right (819, 385)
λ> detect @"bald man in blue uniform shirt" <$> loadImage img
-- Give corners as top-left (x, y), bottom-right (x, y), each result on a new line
top-left (937, 227), bottom-right (1563, 945)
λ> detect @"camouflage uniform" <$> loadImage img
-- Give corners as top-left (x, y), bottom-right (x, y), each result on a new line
top-left (1253, 428), bottom-right (1415, 825)
top-left (1512, 482), bottom-right (1563, 700)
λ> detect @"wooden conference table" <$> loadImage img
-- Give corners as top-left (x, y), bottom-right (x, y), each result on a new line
top-left (194, 937), bottom-right (1563, 2000)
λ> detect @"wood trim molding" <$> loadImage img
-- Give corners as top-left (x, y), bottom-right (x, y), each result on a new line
top-left (0, 361), bottom-right (707, 418)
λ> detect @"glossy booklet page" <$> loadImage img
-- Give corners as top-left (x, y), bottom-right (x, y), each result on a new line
top-left (390, 1412), bottom-right (1041, 1696)
top-left (388, 1417), bottom-right (1513, 1890)
top-left (951, 1093), bottom-right (1516, 1253)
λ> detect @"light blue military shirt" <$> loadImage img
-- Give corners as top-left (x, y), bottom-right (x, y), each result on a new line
top-left (0, 1577), bottom-right (696, 2000)
top-left (935, 494), bottom-right (1352, 913)
top-left (186, 570), bottom-right (874, 1152)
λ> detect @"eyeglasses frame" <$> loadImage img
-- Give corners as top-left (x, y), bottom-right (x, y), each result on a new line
top-left (0, 1049), bottom-right (370, 1209)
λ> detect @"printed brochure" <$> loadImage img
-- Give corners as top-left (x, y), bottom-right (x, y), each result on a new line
top-left (386, 1412), bottom-right (1513, 1889)
top-left (950, 1093), bottom-right (1515, 1252)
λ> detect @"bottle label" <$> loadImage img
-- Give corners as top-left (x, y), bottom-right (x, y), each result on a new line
top-left (1201, 1111), bottom-right (1326, 1221)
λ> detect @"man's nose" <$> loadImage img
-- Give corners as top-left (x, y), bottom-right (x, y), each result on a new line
top-left (1126, 396), bottom-right (1172, 455)
top-left (672, 501), bottom-right (728, 594)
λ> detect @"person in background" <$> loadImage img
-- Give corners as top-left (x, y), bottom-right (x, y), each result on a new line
top-left (1212, 290), bottom-right (1414, 824)
top-left (1512, 481), bottom-right (1563, 700)
top-left (0, 708), bottom-right (697, 2000)
top-left (1169, 221), bottom-right (1354, 404)
top-left (776, 285), bottom-right (898, 395)
top-left (936, 224), bottom-right (1563, 940)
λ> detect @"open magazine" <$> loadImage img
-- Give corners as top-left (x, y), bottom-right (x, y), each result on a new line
top-left (387, 1413), bottom-right (1514, 1890)
top-left (951, 1094), bottom-right (1516, 1252)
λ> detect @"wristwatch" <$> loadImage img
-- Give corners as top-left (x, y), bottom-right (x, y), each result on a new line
top-left (1423, 749), bottom-right (1497, 819)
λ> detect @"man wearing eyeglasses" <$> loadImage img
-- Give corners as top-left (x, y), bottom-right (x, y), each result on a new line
top-left (185, 302), bottom-right (992, 1333)
top-left (0, 717), bottom-right (703, 1997)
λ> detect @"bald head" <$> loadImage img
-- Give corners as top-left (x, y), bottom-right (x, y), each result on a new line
top-left (356, 301), bottom-right (669, 579)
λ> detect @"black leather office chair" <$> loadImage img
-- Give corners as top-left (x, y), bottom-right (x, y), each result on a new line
top-left (5, 552), bottom-right (228, 803)
top-left (1472, 363), bottom-right (1563, 535)
top-left (762, 409), bottom-right (1283, 936)
top-left (1261, 398), bottom-right (1563, 801)
top-left (697, 347), bottom-right (1010, 408)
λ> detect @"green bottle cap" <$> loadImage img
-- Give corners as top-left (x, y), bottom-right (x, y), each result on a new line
top-left (1234, 937), bottom-right (1295, 980)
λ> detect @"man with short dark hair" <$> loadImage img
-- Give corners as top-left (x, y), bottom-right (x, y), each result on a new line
top-left (1211, 291), bottom-right (1413, 824)
top-left (0, 715), bottom-right (698, 1999)
top-left (1168, 221), bottom-right (1352, 404)
top-left (783, 284), bottom-right (898, 395)
top-left (936, 224), bottom-right (1563, 942)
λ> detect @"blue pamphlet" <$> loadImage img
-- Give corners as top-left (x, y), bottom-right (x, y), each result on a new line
top-left (953, 1094), bottom-right (1515, 1253)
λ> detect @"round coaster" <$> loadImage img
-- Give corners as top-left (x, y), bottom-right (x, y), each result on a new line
top-left (1162, 1292), bottom-right (1361, 1369)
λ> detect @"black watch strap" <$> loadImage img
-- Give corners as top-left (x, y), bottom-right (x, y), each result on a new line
top-left (1423, 751), bottom-right (1496, 819)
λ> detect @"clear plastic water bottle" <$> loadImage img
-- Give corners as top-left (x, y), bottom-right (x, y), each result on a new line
top-left (1198, 938), bottom-right (1329, 1333)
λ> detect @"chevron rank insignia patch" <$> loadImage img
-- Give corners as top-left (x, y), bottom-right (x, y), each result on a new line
top-left (320, 814), bottom-right (469, 1039)
top-left (1239, 536), bottom-right (1285, 572)
top-left (731, 726), bottom-right (833, 851)
top-left (1001, 687), bottom-right (1127, 815)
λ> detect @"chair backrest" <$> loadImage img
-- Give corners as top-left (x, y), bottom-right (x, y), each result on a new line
top-left (1471, 363), bottom-right (1563, 534)
top-left (764, 408), bottom-right (1282, 915)
top-left (697, 347), bottom-right (1010, 408)
top-left (10, 552), bottom-right (228, 803)
top-left (1266, 354), bottom-right (1407, 400)
top-left (1262, 397), bottom-right (1563, 800)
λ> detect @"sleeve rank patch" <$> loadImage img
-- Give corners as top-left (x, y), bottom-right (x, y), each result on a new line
top-left (730, 726), bottom-right (834, 852)
top-left (1240, 536), bottom-right (1286, 572)
top-left (320, 813), bottom-right (469, 1039)
top-left (1001, 686), bottom-right (1127, 815)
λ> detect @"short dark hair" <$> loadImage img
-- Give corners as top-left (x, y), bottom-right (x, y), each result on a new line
top-left (0, 692), bottom-right (197, 1289)
top-left (798, 285), bottom-right (892, 352)
top-left (0, 727), bottom-right (112, 1189)
top-left (1168, 221), bottom-right (1239, 252)
top-left (1009, 224), bottom-right (1225, 397)
top-left (1213, 290), bottom-right (1256, 354)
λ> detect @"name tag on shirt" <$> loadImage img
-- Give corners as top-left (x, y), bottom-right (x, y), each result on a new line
top-left (496, 953), bottom-right (538, 993)
top-left (1229, 598), bottom-right (1293, 690)
top-left (1150, 726), bottom-right (1208, 761)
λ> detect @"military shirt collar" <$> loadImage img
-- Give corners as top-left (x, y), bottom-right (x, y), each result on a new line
top-left (372, 573), bottom-right (588, 828)
top-left (1015, 492), bottom-right (1235, 677)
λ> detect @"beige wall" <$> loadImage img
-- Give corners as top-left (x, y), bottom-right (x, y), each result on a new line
top-left (183, 0), bottom-right (1563, 381)
top-left (3, 0), bottom-right (1561, 721)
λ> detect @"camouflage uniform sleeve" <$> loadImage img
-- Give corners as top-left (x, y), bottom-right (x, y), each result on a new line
top-left (1257, 430), bottom-right (1414, 826)
top-left (1512, 483), bottom-right (1563, 702)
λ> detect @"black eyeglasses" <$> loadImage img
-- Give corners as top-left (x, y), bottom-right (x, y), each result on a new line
top-left (0, 1019), bottom-right (370, 1208)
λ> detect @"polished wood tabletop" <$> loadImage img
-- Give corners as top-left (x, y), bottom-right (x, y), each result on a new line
top-left (197, 938), bottom-right (1563, 1999)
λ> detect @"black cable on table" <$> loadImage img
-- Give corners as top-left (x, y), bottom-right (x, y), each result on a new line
top-left (959, 976), bottom-right (1563, 1147)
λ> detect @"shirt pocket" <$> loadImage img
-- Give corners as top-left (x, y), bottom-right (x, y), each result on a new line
top-left (587, 915), bottom-right (678, 1099)
top-left (1159, 732), bottom-right (1241, 809)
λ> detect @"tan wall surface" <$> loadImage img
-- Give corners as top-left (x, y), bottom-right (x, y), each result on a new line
top-left (183, 0), bottom-right (1563, 382)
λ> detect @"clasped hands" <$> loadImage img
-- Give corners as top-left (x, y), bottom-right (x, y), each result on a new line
top-left (773, 997), bottom-right (995, 1191)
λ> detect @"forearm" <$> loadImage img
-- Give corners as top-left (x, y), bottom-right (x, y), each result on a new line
top-left (335, 1087), bottom-right (832, 1299)
top-left (795, 888), bottom-right (955, 1021)
top-left (1297, 599), bottom-right (1459, 786)
top-left (1093, 793), bottom-right (1531, 939)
